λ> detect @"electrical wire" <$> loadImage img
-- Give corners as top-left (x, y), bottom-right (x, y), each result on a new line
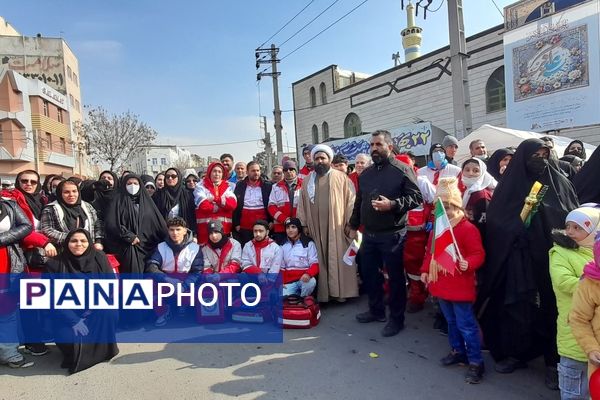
top-left (279, 0), bottom-right (341, 47)
top-left (258, 0), bottom-right (316, 48)
top-left (428, 0), bottom-right (445, 13)
top-left (280, 0), bottom-right (370, 61)
top-left (175, 139), bottom-right (261, 147)
top-left (490, 0), bottom-right (504, 17)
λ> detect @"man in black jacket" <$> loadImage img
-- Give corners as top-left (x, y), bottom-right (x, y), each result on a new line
top-left (347, 130), bottom-right (423, 337)
top-left (233, 161), bottom-right (273, 246)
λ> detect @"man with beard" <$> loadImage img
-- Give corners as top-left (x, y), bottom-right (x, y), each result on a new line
top-left (297, 144), bottom-right (357, 303)
top-left (469, 139), bottom-right (489, 162)
top-left (268, 160), bottom-right (303, 245)
top-left (233, 161), bottom-right (273, 246)
top-left (298, 145), bottom-right (315, 179)
top-left (234, 162), bottom-right (247, 182)
top-left (347, 130), bottom-right (422, 337)
top-left (220, 153), bottom-right (237, 184)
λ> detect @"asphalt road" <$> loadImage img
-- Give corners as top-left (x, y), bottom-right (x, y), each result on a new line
top-left (0, 297), bottom-right (559, 400)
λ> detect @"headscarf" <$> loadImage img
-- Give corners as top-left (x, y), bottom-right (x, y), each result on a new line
top-left (140, 174), bottom-right (155, 186)
top-left (99, 170), bottom-right (119, 190)
top-left (47, 176), bottom-right (65, 202)
top-left (15, 170), bottom-right (44, 219)
top-left (460, 158), bottom-right (496, 208)
top-left (574, 146), bottom-right (600, 204)
top-left (202, 162), bottom-right (230, 203)
top-left (155, 172), bottom-right (166, 189)
top-left (79, 179), bottom-right (97, 203)
top-left (486, 148), bottom-right (514, 181)
top-left (103, 174), bottom-right (166, 272)
top-left (48, 229), bottom-right (112, 274)
top-left (42, 174), bottom-right (57, 195)
top-left (564, 140), bottom-right (587, 160)
top-left (56, 180), bottom-right (88, 231)
top-left (153, 168), bottom-right (196, 231)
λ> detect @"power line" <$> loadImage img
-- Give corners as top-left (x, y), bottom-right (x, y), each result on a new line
top-left (428, 0), bottom-right (445, 13)
top-left (490, 0), bottom-right (504, 17)
top-left (176, 139), bottom-right (261, 147)
top-left (279, 0), bottom-right (341, 47)
top-left (258, 0), bottom-right (316, 48)
top-left (280, 0), bottom-right (370, 61)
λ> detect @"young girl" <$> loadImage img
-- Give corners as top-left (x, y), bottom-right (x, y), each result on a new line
top-left (420, 177), bottom-right (486, 384)
top-left (569, 230), bottom-right (600, 384)
top-left (460, 158), bottom-right (494, 240)
top-left (550, 206), bottom-right (599, 400)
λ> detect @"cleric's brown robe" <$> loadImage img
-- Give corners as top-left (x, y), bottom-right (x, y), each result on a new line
top-left (297, 169), bottom-right (357, 302)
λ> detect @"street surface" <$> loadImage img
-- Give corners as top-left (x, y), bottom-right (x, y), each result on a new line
top-left (1, 297), bottom-right (558, 400)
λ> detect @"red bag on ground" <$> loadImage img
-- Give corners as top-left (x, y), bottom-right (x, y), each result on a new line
top-left (279, 295), bottom-right (320, 329)
top-left (105, 254), bottom-right (120, 274)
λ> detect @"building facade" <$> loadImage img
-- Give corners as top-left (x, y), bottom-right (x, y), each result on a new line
top-left (0, 67), bottom-right (75, 180)
top-left (0, 18), bottom-right (90, 176)
top-left (126, 145), bottom-right (193, 176)
top-left (292, 0), bottom-right (599, 161)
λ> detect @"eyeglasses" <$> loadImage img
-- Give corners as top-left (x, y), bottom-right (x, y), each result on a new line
top-left (20, 179), bottom-right (38, 185)
top-left (165, 174), bottom-right (178, 179)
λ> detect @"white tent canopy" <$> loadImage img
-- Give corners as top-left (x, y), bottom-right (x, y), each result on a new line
top-left (454, 124), bottom-right (597, 165)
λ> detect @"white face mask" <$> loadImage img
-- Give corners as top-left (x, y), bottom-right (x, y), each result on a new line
top-left (462, 176), bottom-right (480, 188)
top-left (126, 183), bottom-right (140, 195)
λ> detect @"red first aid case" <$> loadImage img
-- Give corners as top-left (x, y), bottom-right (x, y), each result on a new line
top-left (196, 288), bottom-right (226, 324)
top-left (106, 254), bottom-right (120, 274)
top-left (279, 295), bottom-right (320, 329)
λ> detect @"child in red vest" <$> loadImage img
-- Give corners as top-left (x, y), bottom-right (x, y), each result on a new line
top-left (420, 177), bottom-right (486, 384)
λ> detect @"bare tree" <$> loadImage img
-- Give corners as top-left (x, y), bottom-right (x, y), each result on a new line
top-left (78, 107), bottom-right (158, 172)
top-left (171, 152), bottom-right (194, 170)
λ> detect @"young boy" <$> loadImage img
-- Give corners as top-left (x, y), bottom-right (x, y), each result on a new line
top-left (201, 219), bottom-right (242, 277)
top-left (420, 177), bottom-right (486, 384)
top-left (146, 217), bottom-right (203, 326)
top-left (280, 217), bottom-right (319, 297)
top-left (241, 220), bottom-right (282, 282)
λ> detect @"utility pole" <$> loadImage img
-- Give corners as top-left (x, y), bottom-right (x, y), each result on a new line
top-left (32, 129), bottom-right (40, 172)
top-left (260, 116), bottom-right (273, 172)
top-left (255, 45), bottom-right (283, 163)
top-left (447, 0), bottom-right (472, 139)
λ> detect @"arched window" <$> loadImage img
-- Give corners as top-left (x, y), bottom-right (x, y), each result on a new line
top-left (322, 121), bottom-right (329, 140)
top-left (312, 124), bottom-right (319, 143)
top-left (486, 66), bottom-right (506, 113)
top-left (309, 87), bottom-right (316, 108)
top-left (319, 82), bottom-right (327, 104)
top-left (344, 113), bottom-right (362, 138)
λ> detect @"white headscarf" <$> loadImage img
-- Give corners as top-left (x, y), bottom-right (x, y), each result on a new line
top-left (461, 158), bottom-right (496, 208)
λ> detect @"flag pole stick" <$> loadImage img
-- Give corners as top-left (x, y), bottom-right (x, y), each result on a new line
top-left (438, 198), bottom-right (464, 262)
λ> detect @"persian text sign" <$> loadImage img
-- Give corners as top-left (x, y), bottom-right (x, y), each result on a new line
top-left (328, 122), bottom-right (432, 161)
top-left (504, 1), bottom-right (600, 131)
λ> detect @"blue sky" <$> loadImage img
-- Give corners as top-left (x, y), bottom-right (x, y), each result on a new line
top-left (2, 0), bottom-right (515, 162)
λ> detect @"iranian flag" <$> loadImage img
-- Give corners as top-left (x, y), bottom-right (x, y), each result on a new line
top-left (430, 198), bottom-right (460, 277)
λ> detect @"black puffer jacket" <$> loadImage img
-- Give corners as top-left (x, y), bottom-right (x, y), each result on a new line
top-left (0, 199), bottom-right (33, 273)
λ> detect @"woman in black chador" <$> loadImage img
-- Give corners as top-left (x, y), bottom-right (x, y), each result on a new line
top-left (476, 139), bottom-right (579, 389)
top-left (47, 229), bottom-right (119, 374)
top-left (573, 146), bottom-right (600, 204)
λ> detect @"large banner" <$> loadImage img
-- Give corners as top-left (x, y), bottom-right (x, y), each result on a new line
top-left (504, 1), bottom-right (600, 132)
top-left (327, 122), bottom-right (433, 162)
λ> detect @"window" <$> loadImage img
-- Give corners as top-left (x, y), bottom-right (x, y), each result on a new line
top-left (60, 138), bottom-right (66, 153)
top-left (309, 87), bottom-right (316, 108)
top-left (311, 124), bottom-right (319, 144)
top-left (67, 66), bottom-right (72, 79)
top-left (152, 158), bottom-right (157, 165)
top-left (322, 121), bottom-right (329, 140)
top-left (73, 73), bottom-right (78, 86)
top-left (486, 66), bottom-right (506, 113)
top-left (57, 109), bottom-right (63, 123)
top-left (69, 94), bottom-right (74, 106)
top-left (319, 82), bottom-right (327, 104)
top-left (45, 133), bottom-right (52, 149)
top-left (75, 99), bottom-right (80, 112)
top-left (343, 113), bottom-right (362, 138)
top-left (43, 100), bottom-right (49, 117)
top-left (161, 158), bottom-right (167, 165)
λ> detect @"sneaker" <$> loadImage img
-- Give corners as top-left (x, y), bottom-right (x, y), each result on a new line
top-left (155, 307), bottom-right (172, 327)
top-left (406, 302), bottom-right (424, 314)
top-left (381, 320), bottom-right (404, 337)
top-left (494, 357), bottom-right (527, 374)
top-left (356, 311), bottom-right (386, 323)
top-left (23, 343), bottom-right (48, 356)
top-left (465, 363), bottom-right (484, 384)
top-left (7, 358), bottom-right (34, 368)
top-left (440, 351), bottom-right (468, 366)
top-left (545, 366), bottom-right (559, 391)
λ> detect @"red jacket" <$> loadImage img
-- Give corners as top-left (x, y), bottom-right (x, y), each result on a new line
top-left (267, 178), bottom-right (303, 233)
top-left (298, 165), bottom-right (313, 179)
top-left (1, 189), bottom-right (49, 249)
top-left (194, 162), bottom-right (237, 245)
top-left (348, 171), bottom-right (359, 192)
top-left (420, 218), bottom-right (485, 302)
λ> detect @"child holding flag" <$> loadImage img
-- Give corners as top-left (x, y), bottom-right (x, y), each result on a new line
top-left (420, 177), bottom-right (486, 384)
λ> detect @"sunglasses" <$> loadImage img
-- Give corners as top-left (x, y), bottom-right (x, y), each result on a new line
top-left (283, 168), bottom-right (295, 172)
top-left (165, 174), bottom-right (178, 179)
top-left (20, 179), bottom-right (38, 185)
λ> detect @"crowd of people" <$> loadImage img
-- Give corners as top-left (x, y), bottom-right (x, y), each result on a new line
top-left (0, 130), bottom-right (599, 394)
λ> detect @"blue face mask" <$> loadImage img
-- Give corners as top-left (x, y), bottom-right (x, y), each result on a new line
top-left (432, 151), bottom-right (446, 165)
